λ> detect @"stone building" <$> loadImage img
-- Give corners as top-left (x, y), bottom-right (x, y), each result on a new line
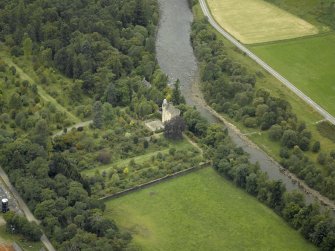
top-left (162, 99), bottom-right (180, 124)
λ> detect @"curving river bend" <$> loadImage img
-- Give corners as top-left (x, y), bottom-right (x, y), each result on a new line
top-left (155, 0), bottom-right (335, 211)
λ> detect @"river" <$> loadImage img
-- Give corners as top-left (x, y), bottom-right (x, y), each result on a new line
top-left (155, 0), bottom-right (334, 210)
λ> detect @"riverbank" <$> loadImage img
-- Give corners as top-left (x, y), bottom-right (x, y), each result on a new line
top-left (155, 0), bottom-right (335, 212)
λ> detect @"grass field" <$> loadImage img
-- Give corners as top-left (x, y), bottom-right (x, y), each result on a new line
top-left (105, 168), bottom-right (317, 251)
top-left (193, 4), bottom-right (335, 163)
top-left (206, 0), bottom-right (318, 44)
top-left (261, 0), bottom-right (334, 31)
top-left (251, 33), bottom-right (335, 118)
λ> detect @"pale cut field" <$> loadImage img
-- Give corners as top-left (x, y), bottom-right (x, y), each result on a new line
top-left (207, 0), bottom-right (318, 44)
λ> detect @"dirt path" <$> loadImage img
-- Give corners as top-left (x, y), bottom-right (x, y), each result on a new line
top-left (183, 133), bottom-right (203, 155)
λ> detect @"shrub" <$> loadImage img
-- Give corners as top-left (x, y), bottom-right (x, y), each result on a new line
top-left (97, 151), bottom-right (111, 164)
top-left (311, 141), bottom-right (321, 153)
top-left (269, 125), bottom-right (283, 141)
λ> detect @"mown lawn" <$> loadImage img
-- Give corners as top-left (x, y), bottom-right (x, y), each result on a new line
top-left (105, 168), bottom-right (317, 251)
top-left (260, 0), bottom-right (333, 31)
top-left (206, 0), bottom-right (318, 44)
top-left (251, 33), bottom-right (335, 117)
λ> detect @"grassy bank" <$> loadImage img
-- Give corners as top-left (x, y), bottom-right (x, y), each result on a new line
top-left (105, 168), bottom-right (317, 251)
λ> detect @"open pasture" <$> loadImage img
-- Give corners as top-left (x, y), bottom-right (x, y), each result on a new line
top-left (105, 168), bottom-right (317, 251)
top-left (206, 0), bottom-right (318, 44)
top-left (251, 33), bottom-right (335, 117)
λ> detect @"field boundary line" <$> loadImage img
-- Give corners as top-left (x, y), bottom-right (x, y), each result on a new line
top-left (199, 0), bottom-right (335, 125)
top-left (249, 31), bottom-right (335, 47)
top-left (99, 162), bottom-right (210, 201)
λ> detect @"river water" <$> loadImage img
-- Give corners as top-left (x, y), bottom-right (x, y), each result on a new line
top-left (154, 0), bottom-right (329, 207)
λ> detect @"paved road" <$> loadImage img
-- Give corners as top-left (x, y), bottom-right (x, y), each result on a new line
top-left (199, 0), bottom-right (335, 125)
top-left (0, 167), bottom-right (56, 251)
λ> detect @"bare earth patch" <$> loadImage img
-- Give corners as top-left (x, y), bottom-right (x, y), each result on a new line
top-left (144, 119), bottom-right (164, 132)
top-left (0, 244), bottom-right (14, 251)
top-left (207, 0), bottom-right (318, 44)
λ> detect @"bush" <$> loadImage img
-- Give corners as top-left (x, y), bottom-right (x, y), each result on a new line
top-left (281, 130), bottom-right (298, 148)
top-left (169, 148), bottom-right (176, 156)
top-left (317, 152), bottom-right (327, 165)
top-left (311, 141), bottom-right (321, 153)
top-left (269, 125), bottom-right (283, 141)
top-left (97, 150), bottom-right (111, 164)
top-left (279, 147), bottom-right (290, 159)
top-left (243, 117), bottom-right (257, 128)
top-left (4, 212), bottom-right (42, 241)
top-left (164, 116), bottom-right (186, 140)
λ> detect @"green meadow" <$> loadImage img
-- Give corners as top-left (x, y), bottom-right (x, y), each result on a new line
top-left (251, 33), bottom-right (335, 118)
top-left (105, 168), bottom-right (317, 251)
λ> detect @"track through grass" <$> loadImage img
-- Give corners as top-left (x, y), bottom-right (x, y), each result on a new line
top-left (105, 168), bottom-right (317, 251)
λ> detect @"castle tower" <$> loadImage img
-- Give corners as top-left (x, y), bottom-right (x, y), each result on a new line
top-left (162, 99), bottom-right (180, 124)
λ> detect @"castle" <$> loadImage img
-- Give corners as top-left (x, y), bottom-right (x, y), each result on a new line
top-left (162, 99), bottom-right (180, 124)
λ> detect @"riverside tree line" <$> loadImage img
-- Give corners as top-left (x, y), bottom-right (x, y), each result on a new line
top-left (190, 18), bottom-right (335, 201)
top-left (180, 104), bottom-right (335, 250)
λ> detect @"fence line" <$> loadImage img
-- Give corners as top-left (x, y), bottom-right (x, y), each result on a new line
top-left (100, 162), bottom-right (210, 201)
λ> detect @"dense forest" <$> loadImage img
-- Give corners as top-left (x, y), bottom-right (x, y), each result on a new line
top-left (190, 18), bottom-right (335, 201)
top-left (0, 0), bottom-right (167, 249)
